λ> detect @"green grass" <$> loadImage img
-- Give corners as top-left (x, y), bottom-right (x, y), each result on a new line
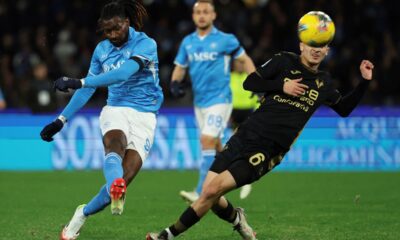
top-left (0, 171), bottom-right (399, 240)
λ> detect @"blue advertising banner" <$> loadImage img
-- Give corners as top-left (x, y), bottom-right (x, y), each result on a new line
top-left (0, 107), bottom-right (399, 171)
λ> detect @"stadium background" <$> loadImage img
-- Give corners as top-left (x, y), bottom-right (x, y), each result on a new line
top-left (0, 0), bottom-right (399, 239)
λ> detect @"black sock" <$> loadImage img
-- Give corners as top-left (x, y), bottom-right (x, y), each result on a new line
top-left (168, 207), bottom-right (200, 237)
top-left (168, 224), bottom-right (180, 236)
top-left (212, 201), bottom-right (237, 223)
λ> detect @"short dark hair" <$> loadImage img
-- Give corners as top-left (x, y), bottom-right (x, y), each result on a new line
top-left (99, 0), bottom-right (148, 30)
top-left (196, 0), bottom-right (215, 7)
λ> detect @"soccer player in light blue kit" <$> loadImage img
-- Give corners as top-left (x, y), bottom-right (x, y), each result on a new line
top-left (170, 0), bottom-right (256, 203)
top-left (39, 1), bottom-right (163, 239)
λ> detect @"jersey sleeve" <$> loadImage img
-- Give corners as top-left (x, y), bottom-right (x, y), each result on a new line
top-left (130, 38), bottom-right (157, 68)
top-left (328, 80), bottom-right (370, 117)
top-left (243, 53), bottom-right (287, 93)
top-left (324, 88), bottom-right (342, 106)
top-left (174, 39), bottom-right (188, 68)
top-left (256, 53), bottom-right (285, 80)
top-left (225, 34), bottom-right (244, 58)
top-left (322, 73), bottom-right (342, 105)
top-left (87, 45), bottom-right (103, 77)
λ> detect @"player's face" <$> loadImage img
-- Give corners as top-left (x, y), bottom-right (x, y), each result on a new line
top-left (101, 16), bottom-right (130, 47)
top-left (192, 2), bottom-right (216, 30)
top-left (300, 42), bottom-right (329, 67)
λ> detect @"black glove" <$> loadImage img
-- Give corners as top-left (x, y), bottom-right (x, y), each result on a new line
top-left (40, 119), bottom-right (64, 142)
top-left (170, 81), bottom-right (185, 98)
top-left (54, 77), bottom-right (82, 92)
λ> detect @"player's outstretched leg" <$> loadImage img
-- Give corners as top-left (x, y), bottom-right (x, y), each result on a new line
top-left (148, 170), bottom-right (251, 239)
top-left (60, 205), bottom-right (87, 240)
top-left (110, 177), bottom-right (126, 215)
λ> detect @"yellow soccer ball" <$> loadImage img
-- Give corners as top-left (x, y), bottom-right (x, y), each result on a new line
top-left (298, 11), bottom-right (335, 47)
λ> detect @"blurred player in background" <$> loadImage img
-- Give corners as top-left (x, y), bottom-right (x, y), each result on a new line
top-left (229, 60), bottom-right (259, 130)
top-left (40, 0), bottom-right (163, 239)
top-left (147, 12), bottom-right (375, 240)
top-left (170, 0), bottom-right (256, 203)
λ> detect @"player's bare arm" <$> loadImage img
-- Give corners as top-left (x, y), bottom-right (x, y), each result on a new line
top-left (171, 65), bottom-right (187, 83)
top-left (234, 53), bottom-right (256, 74)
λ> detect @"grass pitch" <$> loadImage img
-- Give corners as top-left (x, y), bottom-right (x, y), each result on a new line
top-left (0, 171), bottom-right (399, 240)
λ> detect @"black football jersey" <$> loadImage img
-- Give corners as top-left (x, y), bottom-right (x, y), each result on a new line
top-left (241, 51), bottom-right (342, 150)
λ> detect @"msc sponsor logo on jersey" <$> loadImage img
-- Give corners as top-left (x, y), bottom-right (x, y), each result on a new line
top-left (103, 60), bottom-right (125, 72)
top-left (188, 52), bottom-right (218, 62)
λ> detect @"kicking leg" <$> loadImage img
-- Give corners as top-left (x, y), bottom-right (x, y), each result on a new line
top-left (61, 131), bottom-right (128, 239)
top-left (61, 130), bottom-right (135, 240)
top-left (102, 130), bottom-right (127, 215)
top-left (82, 149), bottom-right (141, 217)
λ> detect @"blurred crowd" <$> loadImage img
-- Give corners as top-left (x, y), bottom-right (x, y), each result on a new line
top-left (0, 0), bottom-right (399, 112)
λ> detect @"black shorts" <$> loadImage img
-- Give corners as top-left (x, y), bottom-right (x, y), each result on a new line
top-left (210, 129), bottom-right (286, 187)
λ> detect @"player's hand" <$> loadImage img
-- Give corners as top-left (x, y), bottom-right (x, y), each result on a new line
top-left (170, 81), bottom-right (185, 98)
top-left (54, 77), bottom-right (82, 92)
top-left (283, 78), bottom-right (308, 97)
top-left (360, 60), bottom-right (374, 80)
top-left (40, 119), bottom-right (64, 142)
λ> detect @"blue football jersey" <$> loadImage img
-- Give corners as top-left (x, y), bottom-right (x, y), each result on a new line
top-left (89, 27), bottom-right (163, 113)
top-left (175, 26), bottom-right (244, 107)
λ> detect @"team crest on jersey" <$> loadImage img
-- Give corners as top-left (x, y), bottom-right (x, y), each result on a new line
top-left (124, 50), bottom-right (131, 58)
top-left (210, 42), bottom-right (217, 49)
top-left (315, 79), bottom-right (324, 89)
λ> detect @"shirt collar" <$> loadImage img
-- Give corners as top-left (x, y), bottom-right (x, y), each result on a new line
top-left (112, 27), bottom-right (136, 50)
top-left (128, 27), bottom-right (136, 41)
top-left (194, 25), bottom-right (218, 39)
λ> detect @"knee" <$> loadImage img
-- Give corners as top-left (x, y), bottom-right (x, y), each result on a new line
top-left (104, 138), bottom-right (126, 156)
top-left (200, 135), bottom-right (218, 149)
top-left (201, 184), bottom-right (222, 201)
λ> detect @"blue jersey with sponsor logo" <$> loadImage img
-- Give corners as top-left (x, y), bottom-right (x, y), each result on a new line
top-left (175, 27), bottom-right (244, 107)
top-left (89, 27), bottom-right (163, 113)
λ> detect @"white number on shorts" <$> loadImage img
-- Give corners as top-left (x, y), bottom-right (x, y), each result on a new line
top-left (207, 114), bottom-right (223, 128)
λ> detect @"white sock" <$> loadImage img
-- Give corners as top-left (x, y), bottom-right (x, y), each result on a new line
top-left (233, 211), bottom-right (240, 226)
top-left (165, 228), bottom-right (174, 239)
